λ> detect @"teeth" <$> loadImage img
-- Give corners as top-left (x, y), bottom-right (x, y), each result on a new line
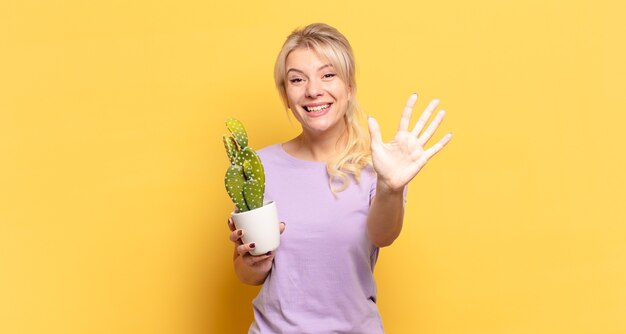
top-left (305, 104), bottom-right (330, 112)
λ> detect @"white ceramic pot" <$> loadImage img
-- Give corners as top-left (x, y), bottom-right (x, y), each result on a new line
top-left (231, 201), bottom-right (280, 256)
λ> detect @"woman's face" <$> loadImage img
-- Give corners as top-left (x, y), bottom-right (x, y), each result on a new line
top-left (284, 47), bottom-right (351, 136)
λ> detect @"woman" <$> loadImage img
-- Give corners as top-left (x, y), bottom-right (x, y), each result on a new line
top-left (227, 23), bottom-right (452, 333)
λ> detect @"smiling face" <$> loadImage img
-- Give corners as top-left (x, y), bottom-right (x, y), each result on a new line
top-left (284, 47), bottom-right (352, 136)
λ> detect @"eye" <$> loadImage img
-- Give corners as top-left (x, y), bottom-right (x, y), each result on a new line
top-left (289, 78), bottom-right (304, 84)
top-left (323, 73), bottom-right (336, 79)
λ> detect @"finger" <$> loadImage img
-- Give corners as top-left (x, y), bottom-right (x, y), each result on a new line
top-left (418, 109), bottom-right (446, 145)
top-left (250, 251), bottom-right (274, 263)
top-left (227, 217), bottom-right (236, 232)
top-left (279, 222), bottom-right (286, 234)
top-left (411, 99), bottom-right (439, 137)
top-left (399, 93), bottom-right (418, 132)
top-left (368, 116), bottom-right (384, 147)
top-left (237, 242), bottom-right (256, 256)
top-left (423, 133), bottom-right (453, 161)
top-left (229, 229), bottom-right (244, 243)
top-left (244, 252), bottom-right (273, 266)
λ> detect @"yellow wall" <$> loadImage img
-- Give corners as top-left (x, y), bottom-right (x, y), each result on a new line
top-left (2, 0), bottom-right (624, 333)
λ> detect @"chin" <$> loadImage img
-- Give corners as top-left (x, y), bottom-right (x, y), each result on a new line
top-left (306, 121), bottom-right (342, 134)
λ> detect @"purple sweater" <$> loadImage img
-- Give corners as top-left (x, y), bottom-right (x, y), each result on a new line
top-left (249, 144), bottom-right (384, 334)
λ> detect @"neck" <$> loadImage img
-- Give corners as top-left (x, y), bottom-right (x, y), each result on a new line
top-left (285, 119), bottom-right (349, 162)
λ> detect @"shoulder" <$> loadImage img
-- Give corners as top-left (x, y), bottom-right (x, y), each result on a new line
top-left (360, 165), bottom-right (377, 184)
top-left (359, 165), bottom-right (378, 204)
top-left (255, 144), bottom-right (288, 169)
top-left (256, 144), bottom-right (281, 159)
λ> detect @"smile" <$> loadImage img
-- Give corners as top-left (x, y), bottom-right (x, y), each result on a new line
top-left (303, 104), bottom-right (332, 113)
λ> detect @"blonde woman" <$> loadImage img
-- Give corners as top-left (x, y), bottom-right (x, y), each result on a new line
top-left (227, 23), bottom-right (452, 333)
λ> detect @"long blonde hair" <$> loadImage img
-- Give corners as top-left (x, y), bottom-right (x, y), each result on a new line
top-left (274, 23), bottom-right (372, 193)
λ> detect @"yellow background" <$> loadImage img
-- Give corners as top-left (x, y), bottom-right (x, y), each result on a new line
top-left (1, 0), bottom-right (625, 333)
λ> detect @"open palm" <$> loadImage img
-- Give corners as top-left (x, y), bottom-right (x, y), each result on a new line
top-left (368, 93), bottom-right (453, 192)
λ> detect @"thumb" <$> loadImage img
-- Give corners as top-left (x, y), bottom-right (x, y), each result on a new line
top-left (367, 116), bottom-right (383, 147)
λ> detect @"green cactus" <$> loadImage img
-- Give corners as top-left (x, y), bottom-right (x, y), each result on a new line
top-left (223, 136), bottom-right (238, 165)
top-left (225, 165), bottom-right (247, 211)
top-left (223, 118), bottom-right (265, 212)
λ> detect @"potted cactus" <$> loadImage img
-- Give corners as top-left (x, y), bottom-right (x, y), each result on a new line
top-left (223, 118), bottom-right (280, 256)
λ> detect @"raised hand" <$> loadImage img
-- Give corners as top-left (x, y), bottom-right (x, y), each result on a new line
top-left (367, 93), bottom-right (452, 193)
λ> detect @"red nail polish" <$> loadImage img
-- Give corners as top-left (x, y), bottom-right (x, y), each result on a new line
top-left (265, 251), bottom-right (272, 256)
top-left (250, 243), bottom-right (256, 249)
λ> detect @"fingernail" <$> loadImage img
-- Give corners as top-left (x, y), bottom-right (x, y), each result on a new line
top-left (249, 243), bottom-right (256, 249)
top-left (237, 230), bottom-right (243, 236)
top-left (265, 251), bottom-right (272, 256)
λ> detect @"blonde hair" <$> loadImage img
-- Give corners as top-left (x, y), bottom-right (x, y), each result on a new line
top-left (274, 23), bottom-right (372, 193)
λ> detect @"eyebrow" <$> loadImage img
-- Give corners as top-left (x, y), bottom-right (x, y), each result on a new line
top-left (287, 64), bottom-right (334, 74)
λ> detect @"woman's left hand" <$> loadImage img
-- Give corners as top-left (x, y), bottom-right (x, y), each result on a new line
top-left (368, 93), bottom-right (453, 193)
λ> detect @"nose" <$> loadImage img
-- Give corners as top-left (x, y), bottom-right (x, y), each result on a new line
top-left (305, 79), bottom-right (323, 98)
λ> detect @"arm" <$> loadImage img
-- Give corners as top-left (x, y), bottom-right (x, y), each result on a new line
top-left (366, 93), bottom-right (452, 247)
top-left (367, 183), bottom-right (405, 247)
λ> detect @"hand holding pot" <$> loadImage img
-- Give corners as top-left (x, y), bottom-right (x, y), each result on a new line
top-left (228, 218), bottom-right (286, 274)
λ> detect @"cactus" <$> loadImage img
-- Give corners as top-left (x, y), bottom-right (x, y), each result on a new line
top-left (223, 118), bottom-right (265, 212)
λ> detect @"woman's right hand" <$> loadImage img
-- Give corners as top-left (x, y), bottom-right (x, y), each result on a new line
top-left (228, 218), bottom-right (285, 275)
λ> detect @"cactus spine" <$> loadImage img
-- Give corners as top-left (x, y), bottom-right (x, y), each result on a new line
top-left (223, 118), bottom-right (265, 212)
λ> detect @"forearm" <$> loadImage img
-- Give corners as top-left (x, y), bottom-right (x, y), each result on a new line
top-left (233, 248), bottom-right (270, 285)
top-left (367, 182), bottom-right (405, 247)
